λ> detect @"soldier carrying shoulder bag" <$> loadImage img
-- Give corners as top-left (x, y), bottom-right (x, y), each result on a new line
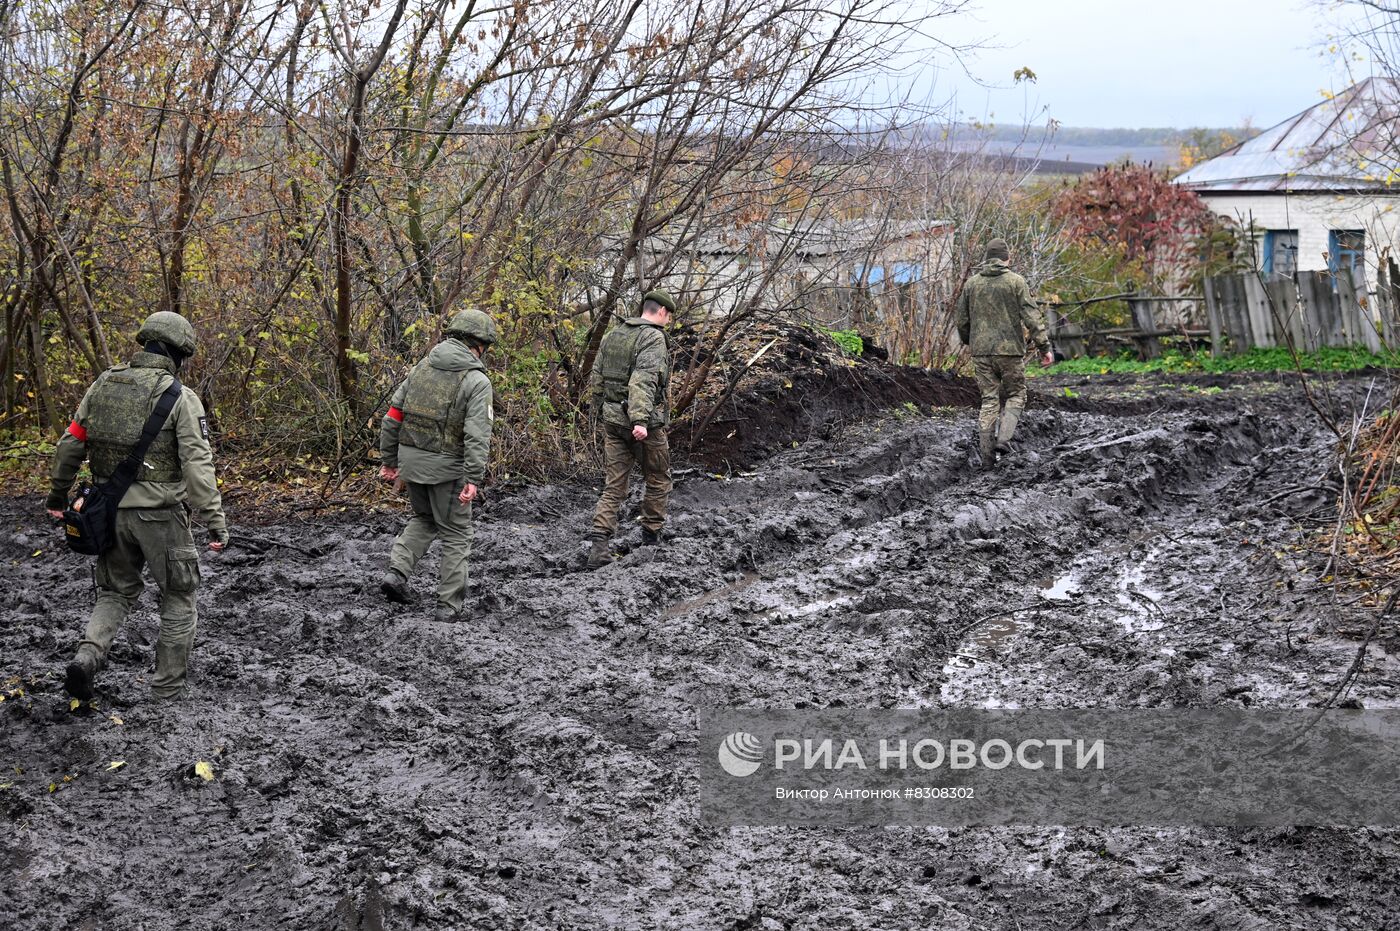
top-left (63, 379), bottom-right (183, 556)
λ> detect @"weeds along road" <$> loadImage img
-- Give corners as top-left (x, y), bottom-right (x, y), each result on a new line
top-left (3, 372), bottom-right (1399, 929)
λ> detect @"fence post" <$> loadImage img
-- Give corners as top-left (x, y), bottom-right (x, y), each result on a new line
top-left (1297, 271), bottom-right (1328, 351)
top-left (1241, 274), bottom-right (1275, 348)
top-left (1128, 295), bottom-right (1162, 359)
top-left (1203, 276), bottom-right (1223, 357)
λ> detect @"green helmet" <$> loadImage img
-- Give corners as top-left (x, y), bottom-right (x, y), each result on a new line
top-left (136, 311), bottom-right (197, 358)
top-left (641, 290), bottom-right (677, 314)
top-left (446, 308), bottom-right (497, 346)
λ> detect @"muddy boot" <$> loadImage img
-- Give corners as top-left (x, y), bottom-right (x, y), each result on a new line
top-left (586, 536), bottom-right (612, 569)
top-left (995, 441), bottom-right (1013, 465)
top-left (380, 569), bottom-right (411, 604)
top-left (433, 604), bottom-right (463, 622)
top-left (64, 656), bottom-right (96, 701)
top-left (978, 429), bottom-right (997, 470)
top-left (641, 528), bottom-right (662, 546)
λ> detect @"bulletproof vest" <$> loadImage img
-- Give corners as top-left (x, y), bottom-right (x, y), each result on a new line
top-left (598, 322), bottom-right (667, 403)
top-left (85, 365), bottom-right (183, 483)
top-left (399, 360), bottom-right (472, 456)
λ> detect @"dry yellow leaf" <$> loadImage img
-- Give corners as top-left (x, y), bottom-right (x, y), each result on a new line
top-left (69, 698), bottom-right (80, 711)
top-left (106, 761), bottom-right (126, 772)
top-left (109, 715), bottom-right (124, 726)
top-left (194, 761), bottom-right (214, 781)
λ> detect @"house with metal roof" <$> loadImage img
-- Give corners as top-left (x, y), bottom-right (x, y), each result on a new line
top-left (1174, 77), bottom-right (1400, 286)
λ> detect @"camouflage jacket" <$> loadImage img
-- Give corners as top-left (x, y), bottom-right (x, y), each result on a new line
top-left (588, 318), bottom-right (670, 428)
top-left (47, 352), bottom-right (228, 543)
top-left (955, 260), bottom-right (1050, 357)
top-left (380, 338), bottom-right (494, 486)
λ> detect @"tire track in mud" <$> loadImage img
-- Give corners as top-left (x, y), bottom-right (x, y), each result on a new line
top-left (3, 378), bottom-right (1400, 929)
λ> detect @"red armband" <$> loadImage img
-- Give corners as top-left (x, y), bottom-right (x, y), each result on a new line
top-left (66, 421), bottom-right (88, 442)
top-left (386, 406), bottom-right (404, 423)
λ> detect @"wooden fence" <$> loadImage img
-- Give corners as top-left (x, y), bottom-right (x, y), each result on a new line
top-left (1049, 266), bottom-right (1400, 359)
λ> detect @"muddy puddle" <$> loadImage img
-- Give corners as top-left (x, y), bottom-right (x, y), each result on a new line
top-left (4, 373), bottom-right (1400, 929)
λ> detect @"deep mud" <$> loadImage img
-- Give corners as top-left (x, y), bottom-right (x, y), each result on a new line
top-left (5, 372), bottom-right (1400, 929)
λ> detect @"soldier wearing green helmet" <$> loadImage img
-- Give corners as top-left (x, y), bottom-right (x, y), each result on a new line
top-left (378, 307), bottom-right (496, 621)
top-left (584, 289), bottom-right (676, 569)
top-left (46, 310), bottom-right (229, 701)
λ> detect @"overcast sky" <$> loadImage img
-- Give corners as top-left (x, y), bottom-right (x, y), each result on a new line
top-left (911, 0), bottom-right (1355, 128)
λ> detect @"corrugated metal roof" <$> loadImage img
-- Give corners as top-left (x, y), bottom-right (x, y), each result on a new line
top-left (1174, 78), bottom-right (1400, 192)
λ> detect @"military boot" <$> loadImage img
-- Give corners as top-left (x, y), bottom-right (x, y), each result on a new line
top-left (64, 656), bottom-right (96, 701)
top-left (978, 429), bottom-right (997, 470)
top-left (380, 568), bottom-right (411, 603)
top-left (586, 536), bottom-right (612, 569)
top-left (433, 604), bottom-right (463, 622)
top-left (641, 527), bottom-right (662, 546)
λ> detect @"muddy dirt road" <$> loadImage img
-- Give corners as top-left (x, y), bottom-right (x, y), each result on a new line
top-left (4, 373), bottom-right (1400, 929)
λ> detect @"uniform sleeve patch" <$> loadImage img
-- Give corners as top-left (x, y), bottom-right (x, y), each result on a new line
top-left (198, 416), bottom-right (209, 440)
top-left (386, 406), bottom-right (405, 423)
top-left (66, 420), bottom-right (88, 443)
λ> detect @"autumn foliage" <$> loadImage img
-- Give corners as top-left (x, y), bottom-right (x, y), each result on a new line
top-left (1049, 163), bottom-right (1222, 291)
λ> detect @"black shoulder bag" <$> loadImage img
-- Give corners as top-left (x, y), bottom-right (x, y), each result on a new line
top-left (63, 379), bottom-right (183, 556)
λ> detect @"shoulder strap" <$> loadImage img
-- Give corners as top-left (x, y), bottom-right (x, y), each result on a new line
top-left (122, 379), bottom-right (183, 470)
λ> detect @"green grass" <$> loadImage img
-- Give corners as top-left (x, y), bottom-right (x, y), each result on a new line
top-left (818, 327), bottom-right (863, 356)
top-left (1038, 346), bottom-right (1400, 376)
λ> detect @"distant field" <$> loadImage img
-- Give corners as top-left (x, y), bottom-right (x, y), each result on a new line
top-left (1000, 141), bottom-right (1181, 167)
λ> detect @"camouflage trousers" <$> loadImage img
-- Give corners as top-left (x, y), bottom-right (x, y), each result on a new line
top-left (388, 479), bottom-right (474, 612)
top-left (591, 424), bottom-right (672, 537)
top-left (78, 506), bottom-right (201, 699)
top-left (972, 354), bottom-right (1029, 446)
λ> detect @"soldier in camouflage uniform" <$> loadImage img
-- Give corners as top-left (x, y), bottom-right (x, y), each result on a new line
top-left (955, 239), bottom-right (1054, 468)
top-left (585, 290), bottom-right (676, 569)
top-left (45, 311), bottom-right (229, 701)
top-left (379, 308), bottom-right (496, 621)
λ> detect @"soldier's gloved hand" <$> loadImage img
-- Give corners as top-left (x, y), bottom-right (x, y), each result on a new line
top-left (1040, 351), bottom-right (1054, 368)
top-left (46, 508), bottom-right (63, 520)
top-left (632, 424), bottom-right (648, 441)
top-left (209, 528), bottom-right (228, 553)
top-left (459, 483), bottom-right (477, 504)
top-left (380, 466), bottom-right (400, 482)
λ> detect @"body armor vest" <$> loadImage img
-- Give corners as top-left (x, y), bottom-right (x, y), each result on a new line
top-left (399, 361), bottom-right (472, 456)
top-left (598, 323), bottom-right (668, 404)
top-left (598, 325), bottom-right (641, 403)
top-left (86, 365), bottom-right (182, 483)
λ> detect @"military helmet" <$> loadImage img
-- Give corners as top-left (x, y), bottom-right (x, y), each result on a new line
top-left (446, 308), bottom-right (497, 346)
top-left (136, 311), bottom-right (197, 358)
top-left (641, 290), bottom-right (677, 314)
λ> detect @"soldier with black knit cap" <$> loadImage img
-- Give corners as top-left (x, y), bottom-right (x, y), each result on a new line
top-left (955, 239), bottom-right (1054, 468)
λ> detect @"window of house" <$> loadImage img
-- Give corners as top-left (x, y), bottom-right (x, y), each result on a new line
top-left (852, 264), bottom-right (885, 287)
top-left (1329, 229), bottom-right (1365, 275)
top-left (890, 262), bottom-right (922, 284)
top-left (1262, 230), bottom-right (1298, 276)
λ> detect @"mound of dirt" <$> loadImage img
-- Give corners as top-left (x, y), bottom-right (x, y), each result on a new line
top-left (676, 322), bottom-right (978, 470)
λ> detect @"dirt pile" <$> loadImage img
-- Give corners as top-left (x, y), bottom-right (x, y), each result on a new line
top-left (677, 322), bottom-right (978, 470)
top-left (3, 373), bottom-right (1399, 928)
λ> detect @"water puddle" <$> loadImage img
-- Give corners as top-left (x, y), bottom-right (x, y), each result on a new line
top-left (927, 572), bottom-right (1083, 707)
top-left (1114, 548), bottom-right (1166, 632)
top-left (1040, 571), bottom-right (1080, 601)
top-left (661, 572), bottom-right (762, 619)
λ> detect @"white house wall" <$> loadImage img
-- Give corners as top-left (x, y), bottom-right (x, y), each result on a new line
top-left (1200, 192), bottom-right (1400, 285)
